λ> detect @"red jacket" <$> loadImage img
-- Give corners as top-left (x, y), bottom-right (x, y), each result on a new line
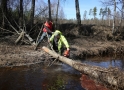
top-left (43, 21), bottom-right (53, 32)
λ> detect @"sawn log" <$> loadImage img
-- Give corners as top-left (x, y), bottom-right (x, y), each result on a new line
top-left (42, 46), bottom-right (124, 89)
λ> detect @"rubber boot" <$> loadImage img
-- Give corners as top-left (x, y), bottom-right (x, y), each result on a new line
top-left (34, 42), bottom-right (40, 50)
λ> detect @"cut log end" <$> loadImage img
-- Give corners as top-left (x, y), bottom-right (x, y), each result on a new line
top-left (42, 46), bottom-right (49, 53)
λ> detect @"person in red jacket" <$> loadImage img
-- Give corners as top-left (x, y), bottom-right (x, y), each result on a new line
top-left (35, 18), bottom-right (54, 50)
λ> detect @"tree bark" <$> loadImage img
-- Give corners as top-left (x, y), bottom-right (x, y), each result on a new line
top-left (112, 0), bottom-right (116, 34)
top-left (48, 0), bottom-right (51, 20)
top-left (30, 0), bottom-right (35, 28)
top-left (120, 0), bottom-right (124, 27)
top-left (15, 31), bottom-right (25, 44)
top-left (1, 0), bottom-right (8, 28)
top-left (42, 46), bottom-right (124, 90)
top-left (55, 0), bottom-right (59, 29)
top-left (19, 0), bottom-right (23, 28)
top-left (15, 30), bottom-right (35, 45)
top-left (75, 0), bottom-right (81, 26)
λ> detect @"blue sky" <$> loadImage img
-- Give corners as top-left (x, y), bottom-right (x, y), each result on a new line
top-left (62, 0), bottom-right (103, 19)
top-left (36, 0), bottom-right (103, 19)
top-left (36, 0), bottom-right (121, 19)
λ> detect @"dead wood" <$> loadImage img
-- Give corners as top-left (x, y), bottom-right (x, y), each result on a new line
top-left (42, 46), bottom-right (124, 90)
top-left (3, 14), bottom-right (36, 46)
top-left (15, 31), bottom-right (25, 44)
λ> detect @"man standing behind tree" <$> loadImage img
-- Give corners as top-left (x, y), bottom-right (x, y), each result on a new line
top-left (35, 18), bottom-right (54, 50)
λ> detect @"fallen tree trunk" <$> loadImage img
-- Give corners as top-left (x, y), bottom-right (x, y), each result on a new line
top-left (42, 46), bottom-right (124, 90)
top-left (25, 33), bottom-right (35, 46)
top-left (15, 31), bottom-right (25, 44)
top-left (15, 30), bottom-right (35, 46)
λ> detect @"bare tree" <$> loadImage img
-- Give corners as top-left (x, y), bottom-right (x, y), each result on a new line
top-left (89, 9), bottom-right (92, 23)
top-left (112, 0), bottom-right (116, 34)
top-left (101, 7), bottom-right (108, 25)
top-left (48, 0), bottom-right (51, 20)
top-left (93, 7), bottom-right (97, 19)
top-left (19, 0), bottom-right (23, 28)
top-left (99, 8), bottom-right (103, 18)
top-left (1, 0), bottom-right (8, 27)
top-left (107, 8), bottom-right (111, 26)
top-left (100, 0), bottom-right (118, 34)
top-left (83, 10), bottom-right (87, 20)
top-left (75, 0), bottom-right (81, 26)
top-left (119, 0), bottom-right (124, 26)
top-left (30, 0), bottom-right (35, 28)
top-left (55, 0), bottom-right (59, 29)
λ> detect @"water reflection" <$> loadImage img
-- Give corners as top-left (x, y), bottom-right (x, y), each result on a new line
top-left (0, 63), bottom-right (83, 90)
top-left (1, 57), bottom-right (123, 90)
top-left (83, 57), bottom-right (124, 70)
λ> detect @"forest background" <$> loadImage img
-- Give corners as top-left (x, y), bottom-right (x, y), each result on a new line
top-left (0, 0), bottom-right (123, 36)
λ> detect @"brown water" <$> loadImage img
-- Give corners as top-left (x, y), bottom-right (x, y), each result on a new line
top-left (0, 63), bottom-right (84, 90)
top-left (0, 58), bottom-right (124, 90)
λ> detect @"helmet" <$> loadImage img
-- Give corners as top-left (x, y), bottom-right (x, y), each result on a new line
top-left (54, 32), bottom-right (60, 39)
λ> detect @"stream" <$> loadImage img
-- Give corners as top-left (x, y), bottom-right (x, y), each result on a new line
top-left (0, 57), bottom-right (124, 90)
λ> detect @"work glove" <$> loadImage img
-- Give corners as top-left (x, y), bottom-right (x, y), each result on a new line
top-left (63, 49), bottom-right (70, 57)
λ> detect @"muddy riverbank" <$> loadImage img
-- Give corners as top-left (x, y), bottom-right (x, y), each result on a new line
top-left (0, 25), bottom-right (124, 67)
top-left (1, 25), bottom-right (124, 90)
top-left (1, 35), bottom-right (124, 67)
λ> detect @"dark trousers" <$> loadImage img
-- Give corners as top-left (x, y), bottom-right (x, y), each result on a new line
top-left (52, 41), bottom-right (65, 55)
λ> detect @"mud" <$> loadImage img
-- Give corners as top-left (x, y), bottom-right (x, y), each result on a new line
top-left (1, 25), bottom-right (124, 90)
top-left (0, 25), bottom-right (124, 67)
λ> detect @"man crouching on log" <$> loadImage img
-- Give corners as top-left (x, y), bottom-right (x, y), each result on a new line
top-left (49, 30), bottom-right (70, 57)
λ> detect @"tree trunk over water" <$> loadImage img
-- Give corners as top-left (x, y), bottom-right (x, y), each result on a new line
top-left (42, 46), bottom-right (124, 90)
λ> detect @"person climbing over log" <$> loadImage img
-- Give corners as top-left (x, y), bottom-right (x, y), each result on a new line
top-left (35, 18), bottom-right (54, 50)
top-left (49, 30), bottom-right (70, 57)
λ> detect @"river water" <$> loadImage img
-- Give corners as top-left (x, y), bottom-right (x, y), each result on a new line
top-left (0, 57), bottom-right (124, 90)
